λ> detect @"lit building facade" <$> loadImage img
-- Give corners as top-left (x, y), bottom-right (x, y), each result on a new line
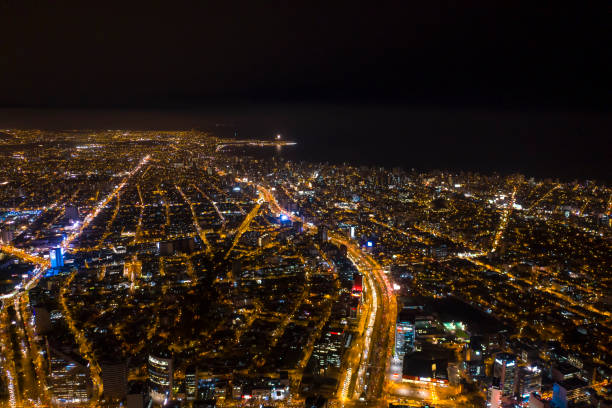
top-left (48, 346), bottom-right (91, 405)
top-left (493, 353), bottom-right (517, 396)
top-left (148, 352), bottom-right (173, 404)
top-left (50, 247), bottom-right (64, 268)
top-left (517, 365), bottom-right (542, 400)
top-left (123, 257), bottom-right (142, 282)
top-left (395, 309), bottom-right (416, 356)
top-left (185, 365), bottom-right (197, 401)
top-left (312, 327), bottom-right (344, 373)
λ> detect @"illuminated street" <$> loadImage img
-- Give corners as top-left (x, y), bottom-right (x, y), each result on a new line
top-left (0, 129), bottom-right (609, 408)
top-left (0, 3), bottom-right (610, 407)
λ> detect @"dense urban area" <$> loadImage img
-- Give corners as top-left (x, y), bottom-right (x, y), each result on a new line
top-left (0, 129), bottom-right (610, 408)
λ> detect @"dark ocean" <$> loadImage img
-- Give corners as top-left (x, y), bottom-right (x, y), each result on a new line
top-left (1, 106), bottom-right (610, 182)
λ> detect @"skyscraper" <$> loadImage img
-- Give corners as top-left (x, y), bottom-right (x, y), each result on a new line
top-left (148, 351), bottom-right (173, 404)
top-left (552, 382), bottom-right (568, 408)
top-left (47, 345), bottom-right (92, 405)
top-left (50, 247), bottom-right (64, 268)
top-left (185, 365), bottom-right (197, 401)
top-left (101, 360), bottom-right (128, 400)
top-left (65, 205), bottom-right (80, 222)
top-left (395, 309), bottom-right (416, 356)
top-left (493, 353), bottom-right (517, 396)
top-left (317, 226), bottom-right (328, 244)
top-left (517, 365), bottom-right (542, 400)
top-left (312, 326), bottom-right (344, 374)
top-left (33, 306), bottom-right (51, 335)
top-left (488, 386), bottom-right (502, 408)
top-left (0, 228), bottom-right (13, 244)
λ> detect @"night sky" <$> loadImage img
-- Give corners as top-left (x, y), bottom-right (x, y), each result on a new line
top-left (0, 2), bottom-right (610, 179)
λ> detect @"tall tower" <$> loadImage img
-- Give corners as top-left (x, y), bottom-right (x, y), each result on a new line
top-left (50, 247), bottom-right (64, 268)
top-left (185, 365), bottom-right (198, 401)
top-left (100, 360), bottom-right (128, 400)
top-left (148, 350), bottom-right (174, 404)
top-left (395, 309), bottom-right (416, 356)
top-left (493, 353), bottom-right (517, 396)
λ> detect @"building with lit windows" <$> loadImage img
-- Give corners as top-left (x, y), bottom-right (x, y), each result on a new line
top-left (148, 351), bottom-right (173, 404)
top-left (185, 365), bottom-right (197, 401)
top-left (488, 386), bottom-right (502, 408)
top-left (552, 377), bottom-right (590, 408)
top-left (351, 273), bottom-right (363, 297)
top-left (50, 247), bottom-right (64, 268)
top-left (312, 326), bottom-right (344, 374)
top-left (0, 228), bottom-right (13, 244)
top-left (47, 345), bottom-right (92, 405)
top-left (517, 365), bottom-right (541, 401)
top-left (395, 309), bottom-right (416, 356)
top-left (493, 353), bottom-right (517, 396)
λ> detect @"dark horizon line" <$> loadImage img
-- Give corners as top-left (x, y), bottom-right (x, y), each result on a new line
top-left (0, 96), bottom-right (609, 115)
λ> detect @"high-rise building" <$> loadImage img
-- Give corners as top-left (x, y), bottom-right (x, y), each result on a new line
top-left (65, 205), bottom-right (80, 222)
top-left (552, 382), bottom-right (568, 408)
top-left (101, 360), bottom-right (128, 400)
top-left (552, 378), bottom-right (589, 408)
top-left (47, 345), bottom-right (92, 405)
top-left (126, 382), bottom-right (146, 408)
top-left (148, 351), bottom-right (173, 404)
top-left (351, 273), bottom-right (363, 298)
top-left (126, 393), bottom-right (144, 408)
top-left (349, 297), bottom-right (360, 319)
top-left (33, 306), bottom-right (52, 334)
top-left (395, 309), bottom-right (416, 356)
top-left (185, 365), bottom-right (197, 401)
top-left (158, 241), bottom-right (174, 256)
top-left (466, 335), bottom-right (485, 379)
top-left (488, 386), bottom-right (502, 408)
top-left (50, 247), bottom-right (64, 269)
top-left (493, 353), bottom-right (517, 396)
top-left (517, 365), bottom-right (541, 400)
top-left (466, 335), bottom-right (484, 361)
top-left (196, 377), bottom-right (226, 403)
top-left (0, 228), bottom-right (13, 244)
top-left (312, 326), bottom-right (344, 374)
top-left (317, 226), bottom-right (328, 244)
top-left (528, 392), bottom-right (549, 408)
top-left (258, 233), bottom-right (271, 247)
top-left (232, 260), bottom-right (242, 277)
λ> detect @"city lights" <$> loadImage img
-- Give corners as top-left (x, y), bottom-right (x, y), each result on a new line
top-left (0, 129), bottom-right (609, 408)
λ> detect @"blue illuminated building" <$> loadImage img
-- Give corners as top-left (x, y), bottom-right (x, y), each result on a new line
top-left (50, 247), bottom-right (64, 269)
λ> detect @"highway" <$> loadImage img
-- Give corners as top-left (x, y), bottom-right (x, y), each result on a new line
top-left (0, 264), bottom-right (49, 408)
top-left (256, 183), bottom-right (396, 406)
top-left (331, 235), bottom-right (396, 405)
top-left (0, 155), bottom-right (150, 406)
